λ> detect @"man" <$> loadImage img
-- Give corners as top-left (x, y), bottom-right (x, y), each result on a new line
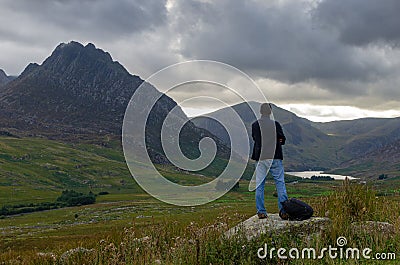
top-left (251, 103), bottom-right (289, 219)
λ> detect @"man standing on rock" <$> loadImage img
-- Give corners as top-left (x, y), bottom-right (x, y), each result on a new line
top-left (251, 103), bottom-right (289, 219)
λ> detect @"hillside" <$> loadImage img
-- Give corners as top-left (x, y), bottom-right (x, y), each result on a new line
top-left (332, 139), bottom-right (400, 178)
top-left (0, 41), bottom-right (238, 211)
top-left (193, 101), bottom-right (400, 176)
top-left (192, 101), bottom-right (347, 171)
top-left (0, 42), bottom-right (165, 135)
top-left (313, 117), bottom-right (400, 157)
top-left (312, 117), bottom-right (400, 177)
top-left (0, 135), bottom-right (133, 205)
top-left (0, 41), bottom-right (398, 185)
top-left (0, 69), bottom-right (14, 87)
top-left (0, 135), bottom-right (218, 206)
top-left (0, 41), bottom-right (230, 165)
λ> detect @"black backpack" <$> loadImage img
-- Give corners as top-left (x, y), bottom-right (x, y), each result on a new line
top-left (280, 198), bottom-right (313, 221)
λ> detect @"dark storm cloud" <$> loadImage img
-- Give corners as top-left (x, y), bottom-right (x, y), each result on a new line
top-left (165, 0), bottom-right (400, 110)
top-left (0, 0), bottom-right (167, 75)
top-left (0, 0), bottom-right (399, 113)
top-left (169, 0), bottom-right (394, 85)
top-left (314, 0), bottom-right (400, 46)
top-left (1, 0), bottom-right (167, 41)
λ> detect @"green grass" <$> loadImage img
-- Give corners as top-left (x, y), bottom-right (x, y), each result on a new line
top-left (0, 174), bottom-right (341, 264)
top-left (0, 136), bottom-right (139, 206)
top-left (1, 181), bottom-right (398, 264)
top-left (0, 172), bottom-right (335, 262)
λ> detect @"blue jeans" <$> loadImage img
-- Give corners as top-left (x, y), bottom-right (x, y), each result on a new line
top-left (255, 159), bottom-right (288, 215)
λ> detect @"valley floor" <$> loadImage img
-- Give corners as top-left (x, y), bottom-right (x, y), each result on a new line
top-left (1, 136), bottom-right (399, 264)
top-left (1, 179), bottom-right (399, 264)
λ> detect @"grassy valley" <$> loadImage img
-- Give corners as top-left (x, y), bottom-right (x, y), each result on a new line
top-left (1, 136), bottom-right (399, 264)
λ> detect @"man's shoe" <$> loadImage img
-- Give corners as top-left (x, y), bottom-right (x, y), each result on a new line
top-left (257, 213), bottom-right (268, 219)
top-left (279, 210), bottom-right (289, 220)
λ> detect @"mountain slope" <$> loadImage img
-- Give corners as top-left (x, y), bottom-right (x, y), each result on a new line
top-left (333, 139), bottom-right (400, 178)
top-left (0, 42), bottom-right (148, 134)
top-left (192, 101), bottom-right (347, 171)
top-left (0, 136), bottom-right (137, 205)
top-left (0, 41), bottom-right (230, 165)
top-left (313, 117), bottom-right (400, 157)
top-left (0, 135), bottom-right (216, 206)
top-left (0, 69), bottom-right (14, 87)
top-left (193, 101), bottom-right (400, 174)
top-left (313, 117), bottom-right (400, 177)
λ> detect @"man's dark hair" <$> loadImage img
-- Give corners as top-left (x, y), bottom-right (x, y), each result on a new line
top-left (260, 103), bottom-right (272, 115)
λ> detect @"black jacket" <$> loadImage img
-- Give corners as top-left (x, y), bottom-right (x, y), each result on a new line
top-left (251, 117), bottom-right (286, 161)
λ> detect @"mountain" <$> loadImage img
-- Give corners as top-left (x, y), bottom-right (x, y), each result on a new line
top-left (192, 101), bottom-right (346, 171)
top-left (313, 117), bottom-right (400, 157)
top-left (1, 41), bottom-right (397, 177)
top-left (0, 41), bottom-right (229, 165)
top-left (333, 139), bottom-right (400, 178)
top-left (0, 42), bottom-right (145, 135)
top-left (192, 101), bottom-right (400, 175)
top-left (312, 117), bottom-right (400, 177)
top-left (0, 69), bottom-right (14, 86)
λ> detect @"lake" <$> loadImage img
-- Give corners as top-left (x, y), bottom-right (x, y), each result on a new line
top-left (286, 171), bottom-right (357, 180)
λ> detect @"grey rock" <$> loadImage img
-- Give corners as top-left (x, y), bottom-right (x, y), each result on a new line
top-left (225, 214), bottom-right (331, 240)
top-left (351, 221), bottom-right (395, 235)
top-left (59, 247), bottom-right (94, 264)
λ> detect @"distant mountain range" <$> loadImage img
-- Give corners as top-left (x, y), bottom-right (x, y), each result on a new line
top-left (0, 41), bottom-right (398, 179)
top-left (314, 117), bottom-right (400, 157)
top-left (315, 119), bottom-right (400, 177)
top-left (192, 102), bottom-right (343, 171)
top-left (333, 139), bottom-right (400, 178)
top-left (192, 102), bottom-right (400, 177)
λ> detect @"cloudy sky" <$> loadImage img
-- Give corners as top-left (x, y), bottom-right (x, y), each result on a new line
top-left (1, 0), bottom-right (400, 122)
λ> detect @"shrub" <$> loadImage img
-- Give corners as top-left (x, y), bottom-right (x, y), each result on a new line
top-left (378, 174), bottom-right (388, 180)
top-left (56, 190), bottom-right (96, 206)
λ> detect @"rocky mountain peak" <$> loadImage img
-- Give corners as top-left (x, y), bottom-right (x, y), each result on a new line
top-left (0, 41), bottom-right (230, 166)
top-left (20, 63), bottom-right (39, 77)
top-left (0, 69), bottom-right (7, 77)
top-left (0, 41), bottom-right (148, 135)
top-left (41, 41), bottom-right (124, 76)
top-left (0, 41), bottom-right (177, 137)
top-left (0, 69), bottom-right (12, 86)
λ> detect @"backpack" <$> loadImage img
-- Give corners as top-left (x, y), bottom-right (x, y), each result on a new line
top-left (280, 198), bottom-right (313, 221)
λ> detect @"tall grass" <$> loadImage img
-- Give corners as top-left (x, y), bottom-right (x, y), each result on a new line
top-left (311, 179), bottom-right (400, 263)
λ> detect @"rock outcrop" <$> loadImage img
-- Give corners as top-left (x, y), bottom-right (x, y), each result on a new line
top-left (351, 221), bottom-right (395, 235)
top-left (225, 214), bottom-right (331, 240)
